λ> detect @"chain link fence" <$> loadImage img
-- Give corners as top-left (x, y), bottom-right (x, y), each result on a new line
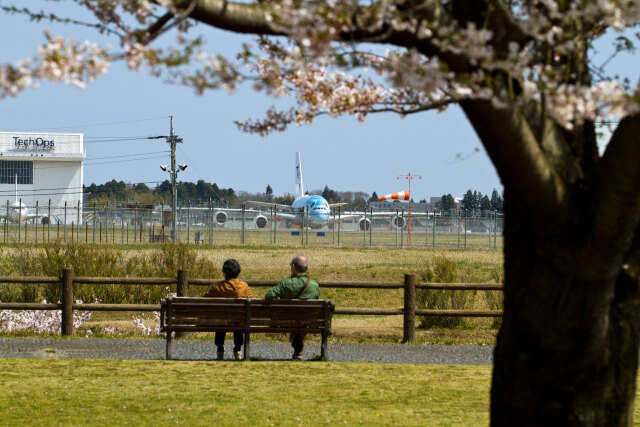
top-left (1, 200), bottom-right (503, 249)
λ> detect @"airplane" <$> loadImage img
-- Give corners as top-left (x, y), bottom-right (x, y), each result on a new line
top-left (208, 153), bottom-right (421, 231)
top-left (3, 174), bottom-right (38, 224)
top-left (243, 152), bottom-right (346, 229)
top-left (1, 174), bottom-right (60, 224)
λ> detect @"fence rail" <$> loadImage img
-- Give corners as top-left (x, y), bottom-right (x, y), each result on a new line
top-left (0, 269), bottom-right (504, 341)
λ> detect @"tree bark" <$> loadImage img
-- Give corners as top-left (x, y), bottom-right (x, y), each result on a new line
top-left (490, 189), bottom-right (640, 425)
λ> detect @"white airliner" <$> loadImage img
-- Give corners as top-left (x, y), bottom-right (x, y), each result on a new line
top-left (1, 174), bottom-right (59, 224)
top-left (3, 175), bottom-right (37, 224)
top-left (245, 152), bottom-right (344, 229)
top-left (211, 152), bottom-right (412, 231)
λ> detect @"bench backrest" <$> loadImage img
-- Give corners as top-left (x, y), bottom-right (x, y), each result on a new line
top-left (161, 297), bottom-right (334, 333)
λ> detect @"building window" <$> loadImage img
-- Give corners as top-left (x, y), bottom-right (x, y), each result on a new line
top-left (0, 160), bottom-right (33, 184)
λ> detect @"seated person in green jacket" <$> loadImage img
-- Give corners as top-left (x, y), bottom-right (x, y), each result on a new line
top-left (265, 254), bottom-right (320, 360)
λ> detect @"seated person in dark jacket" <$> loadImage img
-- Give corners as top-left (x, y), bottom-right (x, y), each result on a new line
top-left (265, 254), bottom-right (320, 360)
top-left (203, 259), bottom-right (255, 360)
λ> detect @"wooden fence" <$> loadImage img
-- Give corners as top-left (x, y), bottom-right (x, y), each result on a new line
top-left (0, 269), bottom-right (503, 342)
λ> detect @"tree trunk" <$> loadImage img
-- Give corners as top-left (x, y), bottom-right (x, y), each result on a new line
top-left (491, 192), bottom-right (640, 425)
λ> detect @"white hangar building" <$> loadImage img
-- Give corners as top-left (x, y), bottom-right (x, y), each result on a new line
top-left (0, 131), bottom-right (84, 222)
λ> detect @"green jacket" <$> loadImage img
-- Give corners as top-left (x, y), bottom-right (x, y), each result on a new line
top-left (264, 274), bottom-right (320, 300)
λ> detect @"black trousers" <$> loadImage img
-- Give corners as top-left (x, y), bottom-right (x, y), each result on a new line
top-left (291, 333), bottom-right (307, 353)
top-left (214, 332), bottom-right (244, 352)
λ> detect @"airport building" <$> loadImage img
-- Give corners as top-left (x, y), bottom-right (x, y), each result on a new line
top-left (0, 131), bottom-right (84, 222)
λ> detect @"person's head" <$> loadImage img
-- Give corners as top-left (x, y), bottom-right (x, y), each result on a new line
top-left (222, 259), bottom-right (241, 279)
top-left (290, 254), bottom-right (309, 275)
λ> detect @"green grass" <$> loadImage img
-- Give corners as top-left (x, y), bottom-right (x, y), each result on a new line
top-left (3, 358), bottom-right (640, 425)
top-left (0, 358), bottom-right (491, 426)
top-left (0, 225), bottom-right (503, 250)
top-left (0, 243), bottom-right (503, 344)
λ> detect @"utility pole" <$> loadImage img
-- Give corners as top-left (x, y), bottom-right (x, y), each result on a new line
top-left (168, 117), bottom-right (181, 242)
top-left (149, 116), bottom-right (184, 242)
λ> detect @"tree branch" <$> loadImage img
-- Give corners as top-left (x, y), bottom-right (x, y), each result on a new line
top-left (592, 113), bottom-right (640, 248)
top-left (169, 0), bottom-right (445, 56)
top-left (170, 0), bottom-right (280, 35)
top-left (461, 99), bottom-right (569, 220)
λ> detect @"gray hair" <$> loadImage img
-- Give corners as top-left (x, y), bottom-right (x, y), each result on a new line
top-left (291, 254), bottom-right (308, 273)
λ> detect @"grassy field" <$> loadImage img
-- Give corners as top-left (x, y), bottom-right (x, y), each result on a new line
top-left (3, 358), bottom-right (640, 426)
top-left (0, 358), bottom-right (491, 426)
top-left (0, 244), bottom-right (503, 344)
top-left (1, 224), bottom-right (503, 249)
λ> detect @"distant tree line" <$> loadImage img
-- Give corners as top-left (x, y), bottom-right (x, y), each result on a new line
top-left (433, 189), bottom-right (503, 213)
top-left (84, 179), bottom-right (238, 205)
top-left (84, 180), bottom-right (503, 212)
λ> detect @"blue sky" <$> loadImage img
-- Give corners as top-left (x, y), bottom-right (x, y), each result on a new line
top-left (0, 3), bottom-right (632, 200)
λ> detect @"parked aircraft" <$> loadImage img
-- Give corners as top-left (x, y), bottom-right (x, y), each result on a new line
top-left (1, 175), bottom-right (45, 224)
top-left (210, 153), bottom-right (420, 231)
top-left (244, 152), bottom-right (348, 229)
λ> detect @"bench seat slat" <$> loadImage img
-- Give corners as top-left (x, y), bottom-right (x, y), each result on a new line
top-left (169, 313), bottom-right (246, 320)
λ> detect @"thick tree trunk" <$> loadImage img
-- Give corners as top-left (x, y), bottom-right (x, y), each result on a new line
top-left (490, 193), bottom-right (640, 425)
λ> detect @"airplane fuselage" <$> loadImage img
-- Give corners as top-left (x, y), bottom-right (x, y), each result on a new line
top-left (292, 195), bottom-right (331, 226)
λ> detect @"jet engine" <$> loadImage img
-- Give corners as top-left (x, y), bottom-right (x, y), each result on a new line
top-left (392, 215), bottom-right (406, 229)
top-left (214, 211), bottom-right (227, 226)
top-left (358, 217), bottom-right (371, 231)
top-left (254, 214), bottom-right (269, 229)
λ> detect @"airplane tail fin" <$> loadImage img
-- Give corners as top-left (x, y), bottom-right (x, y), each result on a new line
top-left (295, 152), bottom-right (304, 198)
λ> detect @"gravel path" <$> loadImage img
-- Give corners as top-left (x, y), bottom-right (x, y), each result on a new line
top-left (0, 338), bottom-right (493, 364)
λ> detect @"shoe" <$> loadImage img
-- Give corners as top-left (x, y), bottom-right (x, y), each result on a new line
top-left (217, 351), bottom-right (224, 361)
top-left (292, 351), bottom-right (303, 360)
top-left (234, 351), bottom-right (242, 361)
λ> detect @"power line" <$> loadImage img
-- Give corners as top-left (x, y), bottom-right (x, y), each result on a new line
top-left (30, 154), bottom-right (169, 170)
top-left (87, 151), bottom-right (169, 161)
top-left (177, 145), bottom-right (224, 202)
top-left (85, 154), bottom-right (169, 166)
top-left (83, 137), bottom-right (154, 144)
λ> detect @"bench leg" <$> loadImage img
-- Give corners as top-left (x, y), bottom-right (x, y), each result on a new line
top-left (321, 331), bottom-right (328, 361)
top-left (166, 332), bottom-right (172, 360)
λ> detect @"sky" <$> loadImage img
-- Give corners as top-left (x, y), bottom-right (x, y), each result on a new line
top-left (0, 2), bottom-right (633, 201)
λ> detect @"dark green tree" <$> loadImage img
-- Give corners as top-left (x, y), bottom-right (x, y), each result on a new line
top-left (441, 194), bottom-right (456, 212)
top-left (461, 190), bottom-right (475, 211)
top-left (480, 194), bottom-right (492, 211)
top-left (491, 189), bottom-right (504, 212)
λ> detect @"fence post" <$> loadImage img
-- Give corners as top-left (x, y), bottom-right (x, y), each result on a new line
top-left (177, 269), bottom-right (189, 297)
top-left (61, 268), bottom-right (74, 336)
top-left (241, 203), bottom-right (246, 244)
top-left (403, 274), bottom-right (416, 343)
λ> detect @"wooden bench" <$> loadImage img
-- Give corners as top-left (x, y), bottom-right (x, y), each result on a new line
top-left (160, 297), bottom-right (335, 361)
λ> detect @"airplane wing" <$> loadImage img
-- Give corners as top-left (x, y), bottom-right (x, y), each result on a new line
top-left (245, 201), bottom-right (294, 210)
top-left (329, 202), bottom-right (347, 209)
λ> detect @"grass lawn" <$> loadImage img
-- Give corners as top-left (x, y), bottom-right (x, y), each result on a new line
top-left (1, 358), bottom-right (491, 426)
top-left (3, 358), bottom-right (640, 425)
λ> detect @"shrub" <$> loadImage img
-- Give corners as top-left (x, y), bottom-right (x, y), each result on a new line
top-left (0, 243), bottom-right (218, 304)
top-left (416, 255), bottom-right (477, 329)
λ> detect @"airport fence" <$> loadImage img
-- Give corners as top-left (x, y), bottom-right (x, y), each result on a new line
top-left (0, 269), bottom-right (503, 341)
top-left (1, 200), bottom-right (504, 249)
